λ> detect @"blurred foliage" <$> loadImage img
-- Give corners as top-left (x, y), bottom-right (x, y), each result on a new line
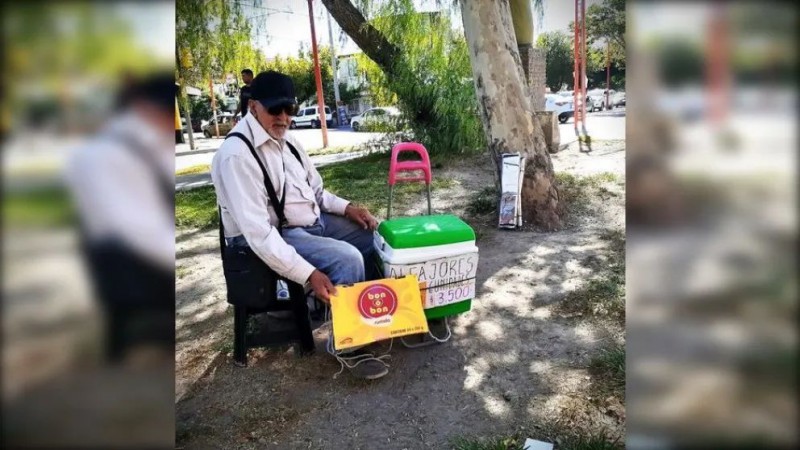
top-left (176, 0), bottom-right (267, 85)
top-left (3, 187), bottom-right (76, 229)
top-left (176, 0), bottom-right (267, 115)
top-left (351, 1), bottom-right (486, 156)
top-left (176, 0), bottom-right (361, 114)
top-left (585, 0), bottom-right (625, 51)
top-left (358, 120), bottom-right (404, 133)
top-left (186, 93), bottom-right (226, 122)
top-left (652, 37), bottom-right (705, 87)
top-left (537, 31), bottom-right (574, 92)
top-left (3, 3), bottom-right (162, 131)
top-left (567, 0), bottom-right (626, 90)
top-left (264, 46), bottom-right (363, 108)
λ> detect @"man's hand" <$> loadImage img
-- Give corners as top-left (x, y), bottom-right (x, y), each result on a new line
top-left (344, 203), bottom-right (378, 230)
top-left (308, 269), bottom-right (336, 303)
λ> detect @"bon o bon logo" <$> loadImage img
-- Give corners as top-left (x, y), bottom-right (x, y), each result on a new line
top-left (358, 284), bottom-right (398, 319)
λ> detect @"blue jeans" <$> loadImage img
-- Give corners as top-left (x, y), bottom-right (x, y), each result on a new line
top-left (227, 213), bottom-right (380, 285)
top-left (227, 213), bottom-right (382, 357)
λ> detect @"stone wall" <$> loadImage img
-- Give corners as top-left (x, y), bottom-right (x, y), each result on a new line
top-left (519, 45), bottom-right (547, 112)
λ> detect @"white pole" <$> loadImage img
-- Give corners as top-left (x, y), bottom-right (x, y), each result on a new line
top-left (327, 10), bottom-right (341, 107)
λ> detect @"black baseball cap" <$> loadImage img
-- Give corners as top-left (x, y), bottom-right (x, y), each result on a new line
top-left (118, 71), bottom-right (177, 112)
top-left (250, 71), bottom-right (298, 109)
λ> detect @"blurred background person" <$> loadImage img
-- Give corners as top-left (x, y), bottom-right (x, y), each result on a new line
top-left (626, 1), bottom-right (797, 448)
top-left (2, 1), bottom-right (175, 447)
top-left (65, 73), bottom-right (176, 366)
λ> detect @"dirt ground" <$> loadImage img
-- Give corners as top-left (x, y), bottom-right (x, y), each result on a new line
top-left (175, 140), bottom-right (626, 449)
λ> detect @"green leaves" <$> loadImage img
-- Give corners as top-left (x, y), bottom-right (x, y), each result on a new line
top-left (176, 0), bottom-right (263, 85)
top-left (537, 31), bottom-right (574, 92)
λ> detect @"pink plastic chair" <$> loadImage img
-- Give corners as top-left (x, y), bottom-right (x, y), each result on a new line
top-left (387, 142), bottom-right (432, 219)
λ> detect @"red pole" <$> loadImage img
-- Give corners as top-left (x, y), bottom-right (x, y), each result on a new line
top-left (707, 1), bottom-right (728, 125)
top-left (307, 0), bottom-right (328, 148)
top-left (573, 0), bottom-right (579, 135)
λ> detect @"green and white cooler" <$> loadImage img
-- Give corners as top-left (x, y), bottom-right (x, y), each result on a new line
top-left (374, 214), bottom-right (479, 320)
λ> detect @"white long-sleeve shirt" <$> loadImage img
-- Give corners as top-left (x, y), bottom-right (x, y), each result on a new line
top-left (211, 113), bottom-right (350, 285)
top-left (64, 111), bottom-right (175, 272)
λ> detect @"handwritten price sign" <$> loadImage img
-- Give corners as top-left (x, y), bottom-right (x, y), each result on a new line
top-left (385, 252), bottom-right (478, 309)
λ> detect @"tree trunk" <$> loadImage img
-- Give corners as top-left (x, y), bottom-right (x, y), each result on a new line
top-left (461, 0), bottom-right (561, 229)
top-left (175, 48), bottom-right (195, 150)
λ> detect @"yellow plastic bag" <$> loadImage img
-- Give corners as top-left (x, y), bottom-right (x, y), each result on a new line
top-left (330, 275), bottom-right (429, 351)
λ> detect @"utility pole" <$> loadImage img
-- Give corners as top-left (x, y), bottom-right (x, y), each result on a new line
top-left (176, 47), bottom-right (195, 150)
top-left (327, 10), bottom-right (341, 114)
top-left (605, 39), bottom-right (611, 110)
top-left (209, 76), bottom-right (220, 138)
top-left (307, 0), bottom-right (328, 148)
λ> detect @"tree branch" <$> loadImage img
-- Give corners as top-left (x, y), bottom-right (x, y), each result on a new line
top-left (320, 0), bottom-right (402, 75)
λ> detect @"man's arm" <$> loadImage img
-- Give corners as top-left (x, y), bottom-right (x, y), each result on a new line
top-left (216, 153), bottom-right (316, 285)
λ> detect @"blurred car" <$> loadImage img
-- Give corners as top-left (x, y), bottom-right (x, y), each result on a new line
top-left (587, 89), bottom-right (610, 111)
top-left (202, 112), bottom-right (234, 138)
top-left (181, 117), bottom-right (203, 133)
top-left (558, 90), bottom-right (593, 108)
top-left (587, 89), bottom-right (625, 111)
top-left (349, 107), bottom-right (403, 132)
top-left (545, 93), bottom-right (574, 123)
top-left (612, 91), bottom-right (626, 107)
top-left (291, 106), bottom-right (333, 129)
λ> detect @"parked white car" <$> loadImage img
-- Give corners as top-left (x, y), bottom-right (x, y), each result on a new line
top-left (349, 107), bottom-right (403, 131)
top-left (290, 106), bottom-right (333, 129)
top-left (587, 89), bottom-right (625, 111)
top-left (586, 89), bottom-right (608, 112)
top-left (545, 93), bottom-right (574, 123)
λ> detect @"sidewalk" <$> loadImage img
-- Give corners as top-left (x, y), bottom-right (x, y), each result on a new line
top-left (175, 150), bottom-right (369, 191)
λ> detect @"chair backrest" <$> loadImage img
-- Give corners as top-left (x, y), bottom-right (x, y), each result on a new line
top-left (388, 142), bottom-right (431, 185)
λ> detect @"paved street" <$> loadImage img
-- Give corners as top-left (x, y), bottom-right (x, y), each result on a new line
top-left (2, 108), bottom-right (625, 191)
top-left (175, 108), bottom-right (626, 190)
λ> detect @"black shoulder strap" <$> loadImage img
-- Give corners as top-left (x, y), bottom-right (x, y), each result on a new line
top-left (226, 132), bottom-right (288, 232)
top-left (285, 140), bottom-right (303, 168)
top-left (284, 140), bottom-right (313, 188)
top-left (111, 132), bottom-right (174, 214)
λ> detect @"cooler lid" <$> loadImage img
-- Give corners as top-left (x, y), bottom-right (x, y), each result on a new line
top-left (377, 214), bottom-right (475, 249)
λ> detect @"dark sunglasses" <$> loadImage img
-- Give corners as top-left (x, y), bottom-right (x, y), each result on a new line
top-left (267, 103), bottom-right (299, 116)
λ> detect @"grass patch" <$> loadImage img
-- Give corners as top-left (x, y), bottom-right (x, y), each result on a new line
top-left (589, 343), bottom-right (626, 395)
top-left (174, 152), bottom-right (456, 230)
top-left (176, 265), bottom-right (192, 279)
top-left (175, 186), bottom-right (219, 230)
top-left (452, 435), bottom-right (524, 450)
top-left (3, 187), bottom-right (76, 228)
top-left (556, 172), bottom-right (621, 223)
top-left (306, 145), bottom-right (355, 157)
top-left (176, 164), bottom-right (211, 176)
top-left (318, 151), bottom-right (455, 219)
top-left (557, 270), bottom-right (625, 323)
top-left (452, 428), bottom-right (622, 450)
top-left (466, 186), bottom-right (498, 216)
top-left (555, 228), bottom-right (625, 324)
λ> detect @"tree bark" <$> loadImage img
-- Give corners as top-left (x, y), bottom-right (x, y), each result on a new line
top-left (461, 0), bottom-right (561, 229)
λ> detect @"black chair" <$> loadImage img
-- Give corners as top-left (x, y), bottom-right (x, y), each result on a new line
top-left (218, 212), bottom-right (318, 367)
top-left (231, 277), bottom-right (316, 367)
